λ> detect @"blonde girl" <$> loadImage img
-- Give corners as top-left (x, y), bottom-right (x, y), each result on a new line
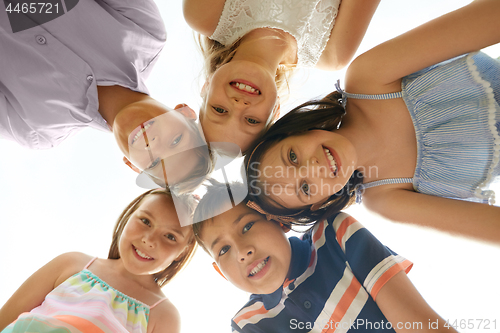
top-left (183, 0), bottom-right (380, 153)
top-left (0, 189), bottom-right (197, 333)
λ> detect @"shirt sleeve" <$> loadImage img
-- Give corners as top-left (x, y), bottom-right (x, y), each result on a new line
top-left (97, 0), bottom-right (166, 41)
top-left (329, 212), bottom-right (413, 300)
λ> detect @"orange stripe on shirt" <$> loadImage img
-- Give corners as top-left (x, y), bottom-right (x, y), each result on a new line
top-left (308, 249), bottom-right (316, 268)
top-left (370, 259), bottom-right (413, 300)
top-left (322, 277), bottom-right (362, 333)
top-left (335, 216), bottom-right (357, 249)
top-left (233, 305), bottom-right (269, 324)
top-left (283, 278), bottom-right (295, 289)
top-left (53, 315), bottom-right (106, 333)
top-left (313, 220), bottom-right (325, 243)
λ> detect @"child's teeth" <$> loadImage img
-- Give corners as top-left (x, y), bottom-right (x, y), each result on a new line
top-left (323, 148), bottom-right (338, 173)
top-left (249, 257), bottom-right (269, 276)
top-left (135, 248), bottom-right (152, 259)
top-left (234, 82), bottom-right (260, 94)
top-left (133, 123), bottom-right (152, 143)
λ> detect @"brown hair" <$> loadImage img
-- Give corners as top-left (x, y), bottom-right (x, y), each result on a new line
top-left (108, 189), bottom-right (198, 287)
top-left (244, 92), bottom-right (364, 224)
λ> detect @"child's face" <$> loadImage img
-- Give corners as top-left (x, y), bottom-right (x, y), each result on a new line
top-left (201, 203), bottom-right (291, 295)
top-left (200, 60), bottom-right (278, 153)
top-left (118, 194), bottom-right (193, 276)
top-left (257, 130), bottom-right (358, 210)
top-left (113, 101), bottom-right (204, 186)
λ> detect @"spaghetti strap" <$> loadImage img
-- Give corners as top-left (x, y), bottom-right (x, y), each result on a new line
top-left (150, 298), bottom-right (168, 309)
top-left (355, 178), bottom-right (414, 204)
top-left (84, 257), bottom-right (98, 270)
top-left (334, 80), bottom-right (402, 108)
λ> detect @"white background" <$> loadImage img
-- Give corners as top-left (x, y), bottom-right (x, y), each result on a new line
top-left (1, 0), bottom-right (500, 332)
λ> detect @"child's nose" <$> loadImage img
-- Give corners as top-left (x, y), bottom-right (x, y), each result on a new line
top-left (142, 234), bottom-right (157, 248)
top-left (231, 97), bottom-right (251, 108)
top-left (238, 245), bottom-right (255, 262)
top-left (308, 156), bottom-right (329, 177)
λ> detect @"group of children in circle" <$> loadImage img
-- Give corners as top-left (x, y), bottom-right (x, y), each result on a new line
top-left (1, 0), bottom-right (499, 332)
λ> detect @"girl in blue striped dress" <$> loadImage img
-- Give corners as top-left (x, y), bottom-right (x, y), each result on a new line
top-left (244, 0), bottom-right (500, 244)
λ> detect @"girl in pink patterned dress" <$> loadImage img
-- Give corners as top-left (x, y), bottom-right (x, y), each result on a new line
top-left (0, 189), bottom-right (197, 333)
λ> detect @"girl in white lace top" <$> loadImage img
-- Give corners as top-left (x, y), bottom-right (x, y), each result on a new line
top-left (183, 0), bottom-right (380, 153)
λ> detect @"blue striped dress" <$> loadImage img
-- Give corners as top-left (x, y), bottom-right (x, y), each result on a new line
top-left (340, 52), bottom-right (500, 204)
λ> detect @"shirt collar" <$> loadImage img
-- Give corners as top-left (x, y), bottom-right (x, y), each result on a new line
top-left (258, 236), bottom-right (312, 310)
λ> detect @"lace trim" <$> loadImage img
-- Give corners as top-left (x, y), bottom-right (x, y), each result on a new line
top-left (210, 0), bottom-right (340, 67)
top-left (466, 53), bottom-right (499, 204)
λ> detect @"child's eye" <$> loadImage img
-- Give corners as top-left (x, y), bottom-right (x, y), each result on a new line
top-left (242, 222), bottom-right (254, 233)
top-left (141, 218), bottom-right (151, 226)
top-left (300, 182), bottom-right (310, 196)
top-left (246, 118), bottom-right (260, 125)
top-left (213, 106), bottom-right (228, 114)
top-left (289, 149), bottom-right (298, 164)
top-left (166, 234), bottom-right (176, 241)
top-left (146, 157), bottom-right (160, 170)
top-left (219, 245), bottom-right (230, 257)
top-left (171, 134), bottom-right (183, 146)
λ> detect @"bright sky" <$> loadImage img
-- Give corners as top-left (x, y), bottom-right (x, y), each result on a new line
top-left (1, 0), bottom-right (500, 332)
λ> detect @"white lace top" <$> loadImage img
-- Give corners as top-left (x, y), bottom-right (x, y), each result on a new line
top-left (210, 0), bottom-right (341, 67)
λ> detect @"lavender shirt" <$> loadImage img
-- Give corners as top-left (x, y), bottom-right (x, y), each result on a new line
top-left (0, 0), bottom-right (166, 149)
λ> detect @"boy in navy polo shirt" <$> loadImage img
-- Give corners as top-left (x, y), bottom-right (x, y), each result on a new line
top-left (193, 182), bottom-right (456, 332)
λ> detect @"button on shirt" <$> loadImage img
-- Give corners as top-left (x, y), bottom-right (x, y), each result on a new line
top-left (0, 0), bottom-right (166, 149)
top-left (231, 213), bottom-right (414, 332)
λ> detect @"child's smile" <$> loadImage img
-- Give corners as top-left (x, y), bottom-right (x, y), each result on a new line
top-left (247, 256), bottom-right (271, 278)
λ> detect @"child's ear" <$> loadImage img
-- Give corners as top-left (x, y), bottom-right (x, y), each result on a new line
top-left (200, 80), bottom-right (209, 97)
top-left (212, 262), bottom-right (227, 280)
top-left (123, 157), bottom-right (141, 173)
top-left (174, 103), bottom-right (197, 120)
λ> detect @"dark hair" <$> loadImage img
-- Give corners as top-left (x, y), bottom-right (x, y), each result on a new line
top-left (244, 91), bottom-right (364, 225)
top-left (193, 180), bottom-right (249, 255)
top-left (108, 189), bottom-right (197, 287)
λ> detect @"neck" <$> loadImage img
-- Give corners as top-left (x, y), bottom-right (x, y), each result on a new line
top-left (232, 28), bottom-right (297, 74)
top-left (110, 258), bottom-right (159, 290)
top-left (337, 114), bottom-right (378, 171)
top-left (97, 85), bottom-right (150, 128)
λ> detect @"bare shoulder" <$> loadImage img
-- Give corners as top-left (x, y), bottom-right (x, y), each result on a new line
top-left (52, 252), bottom-right (94, 286)
top-left (182, 0), bottom-right (226, 36)
top-left (345, 54), bottom-right (402, 95)
top-left (148, 298), bottom-right (181, 333)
